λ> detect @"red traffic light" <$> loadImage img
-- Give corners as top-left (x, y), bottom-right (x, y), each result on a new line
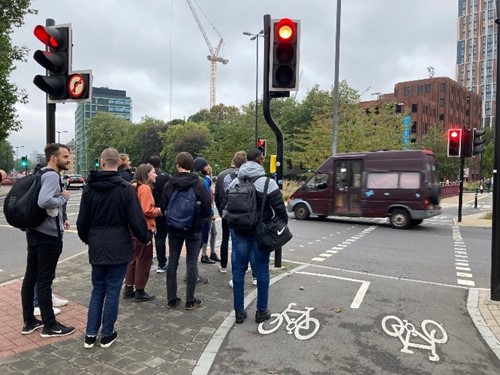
top-left (34, 25), bottom-right (66, 49)
top-left (276, 18), bottom-right (296, 42)
top-left (450, 130), bottom-right (459, 139)
top-left (447, 128), bottom-right (462, 157)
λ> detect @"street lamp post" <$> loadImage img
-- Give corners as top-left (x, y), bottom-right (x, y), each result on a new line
top-left (56, 130), bottom-right (68, 143)
top-left (15, 145), bottom-right (24, 172)
top-left (243, 30), bottom-right (264, 147)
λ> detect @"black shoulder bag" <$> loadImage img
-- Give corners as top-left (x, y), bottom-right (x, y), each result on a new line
top-left (256, 178), bottom-right (293, 252)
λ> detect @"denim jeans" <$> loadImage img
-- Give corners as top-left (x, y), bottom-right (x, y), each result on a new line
top-left (167, 229), bottom-right (202, 303)
top-left (86, 262), bottom-right (128, 337)
top-left (21, 230), bottom-right (62, 326)
top-left (230, 229), bottom-right (270, 313)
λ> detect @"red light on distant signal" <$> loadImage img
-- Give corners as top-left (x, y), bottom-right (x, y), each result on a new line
top-left (276, 18), bottom-right (295, 42)
top-left (34, 25), bottom-right (59, 48)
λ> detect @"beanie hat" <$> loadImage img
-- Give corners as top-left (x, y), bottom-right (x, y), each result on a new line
top-left (193, 157), bottom-right (208, 172)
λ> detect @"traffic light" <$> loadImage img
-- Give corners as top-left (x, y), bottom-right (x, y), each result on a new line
top-left (33, 24), bottom-right (72, 102)
top-left (94, 158), bottom-right (99, 168)
top-left (257, 138), bottom-right (267, 157)
top-left (269, 18), bottom-right (300, 91)
top-left (472, 128), bottom-right (485, 155)
top-left (447, 129), bottom-right (462, 157)
top-left (21, 156), bottom-right (28, 168)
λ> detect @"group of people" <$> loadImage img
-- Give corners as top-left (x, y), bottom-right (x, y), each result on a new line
top-left (19, 142), bottom-right (288, 349)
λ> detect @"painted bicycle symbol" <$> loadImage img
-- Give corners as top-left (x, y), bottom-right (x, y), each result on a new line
top-left (382, 315), bottom-right (448, 362)
top-left (258, 303), bottom-right (320, 340)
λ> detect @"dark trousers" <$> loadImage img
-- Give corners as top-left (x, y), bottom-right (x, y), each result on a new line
top-left (21, 230), bottom-right (62, 327)
top-left (125, 237), bottom-right (153, 290)
top-left (155, 216), bottom-right (168, 267)
top-left (220, 218), bottom-right (230, 268)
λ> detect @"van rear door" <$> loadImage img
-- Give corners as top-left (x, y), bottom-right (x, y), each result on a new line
top-left (333, 159), bottom-right (362, 215)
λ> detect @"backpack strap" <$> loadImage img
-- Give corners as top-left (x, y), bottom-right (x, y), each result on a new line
top-left (259, 177), bottom-right (271, 220)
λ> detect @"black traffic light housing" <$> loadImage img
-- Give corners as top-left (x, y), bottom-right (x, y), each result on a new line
top-left (447, 129), bottom-right (462, 157)
top-left (257, 138), bottom-right (267, 157)
top-left (33, 24), bottom-right (72, 102)
top-left (472, 128), bottom-right (485, 155)
top-left (269, 18), bottom-right (300, 91)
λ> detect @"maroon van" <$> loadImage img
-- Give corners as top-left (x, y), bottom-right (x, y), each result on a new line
top-left (287, 150), bottom-right (441, 229)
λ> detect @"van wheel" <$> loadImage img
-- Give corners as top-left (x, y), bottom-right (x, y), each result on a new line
top-left (294, 203), bottom-right (310, 220)
top-left (390, 209), bottom-right (411, 229)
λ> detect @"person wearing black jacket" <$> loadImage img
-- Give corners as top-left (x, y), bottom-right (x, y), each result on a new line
top-left (161, 152), bottom-right (211, 310)
top-left (225, 149), bottom-right (288, 324)
top-left (77, 148), bottom-right (149, 349)
top-left (148, 155), bottom-right (170, 273)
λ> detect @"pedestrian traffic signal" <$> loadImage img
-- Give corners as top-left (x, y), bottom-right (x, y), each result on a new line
top-left (33, 24), bottom-right (72, 102)
top-left (472, 128), bottom-right (485, 155)
top-left (21, 156), bottom-right (28, 167)
top-left (447, 129), bottom-right (462, 157)
top-left (269, 18), bottom-right (300, 91)
top-left (257, 138), bottom-right (267, 157)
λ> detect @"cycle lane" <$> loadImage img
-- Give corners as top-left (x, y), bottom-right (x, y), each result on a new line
top-left (205, 263), bottom-right (500, 375)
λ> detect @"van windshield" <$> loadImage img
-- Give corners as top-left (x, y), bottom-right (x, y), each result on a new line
top-left (305, 173), bottom-right (328, 190)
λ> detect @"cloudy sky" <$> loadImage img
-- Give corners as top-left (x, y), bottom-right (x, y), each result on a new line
top-left (8, 0), bottom-right (458, 158)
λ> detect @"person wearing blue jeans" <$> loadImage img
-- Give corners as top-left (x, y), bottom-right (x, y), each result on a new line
top-left (226, 149), bottom-right (288, 324)
top-left (77, 148), bottom-right (149, 349)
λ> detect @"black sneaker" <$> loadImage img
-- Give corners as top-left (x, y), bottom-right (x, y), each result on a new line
top-left (134, 290), bottom-right (155, 302)
top-left (255, 309), bottom-right (272, 323)
top-left (21, 319), bottom-right (43, 335)
top-left (235, 310), bottom-right (247, 324)
top-left (167, 297), bottom-right (181, 309)
top-left (40, 322), bottom-right (76, 337)
top-left (209, 253), bottom-right (221, 262)
top-left (84, 335), bottom-right (97, 349)
top-left (185, 298), bottom-right (202, 310)
top-left (100, 331), bottom-right (118, 348)
top-left (197, 275), bottom-right (209, 284)
top-left (200, 255), bottom-right (215, 264)
top-left (122, 285), bottom-right (135, 299)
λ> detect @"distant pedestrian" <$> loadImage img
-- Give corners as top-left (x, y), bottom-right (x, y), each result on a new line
top-left (20, 143), bottom-right (75, 338)
top-left (77, 148), bottom-right (149, 349)
top-left (148, 155), bottom-right (170, 273)
top-left (486, 178), bottom-right (492, 193)
top-left (118, 153), bottom-right (133, 182)
top-left (215, 151), bottom-right (247, 274)
top-left (226, 149), bottom-right (288, 324)
top-left (124, 164), bottom-right (162, 302)
top-left (161, 152), bottom-right (211, 310)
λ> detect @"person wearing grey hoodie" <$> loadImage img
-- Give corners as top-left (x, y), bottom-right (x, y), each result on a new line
top-left (225, 149), bottom-right (288, 324)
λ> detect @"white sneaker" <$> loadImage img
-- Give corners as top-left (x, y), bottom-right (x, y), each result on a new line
top-left (229, 279), bottom-right (233, 288)
top-left (52, 295), bottom-right (69, 307)
top-left (34, 307), bottom-right (61, 316)
top-left (252, 278), bottom-right (257, 286)
top-left (218, 266), bottom-right (227, 274)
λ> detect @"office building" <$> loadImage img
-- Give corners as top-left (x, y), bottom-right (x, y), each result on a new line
top-left (456, 0), bottom-right (497, 128)
top-left (74, 87), bottom-right (132, 176)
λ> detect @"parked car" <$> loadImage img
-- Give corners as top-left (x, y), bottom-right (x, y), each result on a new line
top-left (63, 174), bottom-right (85, 189)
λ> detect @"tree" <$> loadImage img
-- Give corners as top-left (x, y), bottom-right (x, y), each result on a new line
top-left (127, 116), bottom-right (168, 166)
top-left (0, 1), bottom-right (37, 141)
top-left (0, 139), bottom-right (15, 172)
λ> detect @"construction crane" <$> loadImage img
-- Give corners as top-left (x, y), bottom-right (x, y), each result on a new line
top-left (186, 0), bottom-right (228, 109)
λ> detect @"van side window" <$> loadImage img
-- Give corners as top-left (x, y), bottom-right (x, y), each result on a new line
top-left (367, 172), bottom-right (420, 189)
top-left (305, 173), bottom-right (328, 190)
top-left (399, 173), bottom-right (420, 189)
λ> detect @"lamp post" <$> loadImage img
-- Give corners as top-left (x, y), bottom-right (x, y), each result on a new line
top-left (15, 145), bottom-right (24, 172)
top-left (243, 30), bottom-right (264, 147)
top-left (56, 130), bottom-right (68, 143)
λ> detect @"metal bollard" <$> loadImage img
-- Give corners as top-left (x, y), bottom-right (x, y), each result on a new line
top-left (474, 188), bottom-right (478, 208)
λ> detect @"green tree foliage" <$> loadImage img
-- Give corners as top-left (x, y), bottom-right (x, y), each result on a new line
top-left (0, 139), bottom-right (15, 172)
top-left (126, 116), bottom-right (168, 166)
top-left (0, 1), bottom-right (37, 141)
top-left (479, 128), bottom-right (493, 178)
top-left (85, 113), bottom-right (131, 163)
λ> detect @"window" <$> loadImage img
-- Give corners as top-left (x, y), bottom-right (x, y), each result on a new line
top-left (367, 173), bottom-right (398, 189)
top-left (439, 98), bottom-right (445, 107)
top-left (417, 85), bottom-right (424, 94)
top-left (404, 86), bottom-right (411, 96)
top-left (400, 173), bottom-right (420, 189)
top-left (425, 84), bottom-right (431, 93)
top-left (412, 104), bottom-right (418, 113)
top-left (439, 114), bottom-right (445, 121)
top-left (305, 173), bottom-right (328, 190)
top-left (439, 83), bottom-right (446, 92)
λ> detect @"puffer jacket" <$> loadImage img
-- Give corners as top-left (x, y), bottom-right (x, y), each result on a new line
top-left (77, 171), bottom-right (148, 265)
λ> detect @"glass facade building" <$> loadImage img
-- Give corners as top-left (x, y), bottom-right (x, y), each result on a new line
top-left (74, 87), bottom-right (132, 176)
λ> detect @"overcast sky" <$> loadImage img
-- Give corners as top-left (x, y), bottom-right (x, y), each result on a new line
top-left (8, 0), bottom-right (457, 158)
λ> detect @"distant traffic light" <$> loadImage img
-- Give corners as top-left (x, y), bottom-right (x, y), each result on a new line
top-left (447, 129), bottom-right (462, 157)
top-left (94, 158), bottom-right (99, 169)
top-left (257, 138), bottom-right (267, 157)
top-left (33, 24), bottom-right (72, 102)
top-left (21, 156), bottom-right (28, 168)
top-left (472, 128), bottom-right (485, 156)
top-left (269, 18), bottom-right (300, 91)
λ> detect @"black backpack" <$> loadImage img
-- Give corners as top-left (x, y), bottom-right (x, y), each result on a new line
top-left (224, 175), bottom-right (266, 230)
top-left (3, 169), bottom-right (56, 229)
top-left (166, 187), bottom-right (198, 230)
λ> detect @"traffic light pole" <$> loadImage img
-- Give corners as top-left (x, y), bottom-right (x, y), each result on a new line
top-left (263, 14), bottom-right (286, 268)
top-left (46, 18), bottom-right (56, 145)
top-left (457, 130), bottom-right (466, 222)
top-left (491, 3), bottom-right (500, 301)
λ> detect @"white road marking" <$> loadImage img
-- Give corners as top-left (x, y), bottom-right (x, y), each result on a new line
top-left (452, 226), bottom-right (475, 287)
top-left (456, 267), bottom-right (471, 271)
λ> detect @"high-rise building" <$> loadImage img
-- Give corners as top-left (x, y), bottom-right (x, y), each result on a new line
top-left (456, 0), bottom-right (497, 128)
top-left (74, 87), bottom-right (132, 176)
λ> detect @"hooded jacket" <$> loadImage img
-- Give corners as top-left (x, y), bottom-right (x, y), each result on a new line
top-left (227, 161), bottom-right (287, 237)
top-left (77, 171), bottom-right (148, 265)
top-left (160, 172), bottom-right (211, 233)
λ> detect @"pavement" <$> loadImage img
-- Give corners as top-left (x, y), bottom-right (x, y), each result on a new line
top-left (0, 187), bottom-right (499, 373)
